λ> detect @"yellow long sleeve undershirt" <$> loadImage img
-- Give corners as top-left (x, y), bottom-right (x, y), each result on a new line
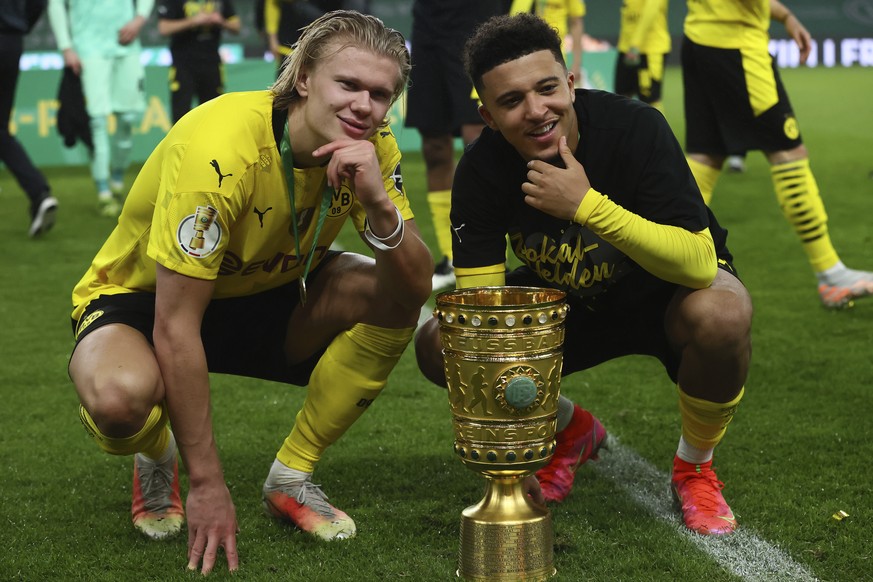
top-left (455, 264), bottom-right (506, 290)
top-left (455, 189), bottom-right (717, 291)
top-left (574, 188), bottom-right (717, 289)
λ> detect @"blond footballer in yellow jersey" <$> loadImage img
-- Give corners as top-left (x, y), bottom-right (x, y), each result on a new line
top-left (72, 90), bottom-right (411, 319)
top-left (67, 12), bottom-right (432, 575)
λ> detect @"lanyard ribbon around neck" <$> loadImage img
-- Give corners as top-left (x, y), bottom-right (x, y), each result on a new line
top-left (279, 119), bottom-right (333, 305)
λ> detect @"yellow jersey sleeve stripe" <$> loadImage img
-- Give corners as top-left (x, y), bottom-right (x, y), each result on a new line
top-left (455, 264), bottom-right (507, 289)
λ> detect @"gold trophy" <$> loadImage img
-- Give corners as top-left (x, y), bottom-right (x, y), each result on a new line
top-left (189, 205), bottom-right (218, 250)
top-left (435, 287), bottom-right (569, 581)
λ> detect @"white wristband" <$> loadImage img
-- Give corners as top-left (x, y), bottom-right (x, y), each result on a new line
top-left (364, 205), bottom-right (404, 251)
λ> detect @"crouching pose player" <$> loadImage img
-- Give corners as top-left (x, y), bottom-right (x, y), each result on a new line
top-left (415, 13), bottom-right (753, 536)
top-left (68, 11), bottom-right (432, 574)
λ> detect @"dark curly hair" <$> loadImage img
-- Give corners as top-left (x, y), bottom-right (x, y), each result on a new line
top-left (464, 13), bottom-right (566, 93)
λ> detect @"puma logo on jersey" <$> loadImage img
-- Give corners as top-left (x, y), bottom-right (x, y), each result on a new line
top-left (452, 222), bottom-right (466, 243)
top-left (254, 206), bottom-right (273, 228)
top-left (210, 159), bottom-right (233, 187)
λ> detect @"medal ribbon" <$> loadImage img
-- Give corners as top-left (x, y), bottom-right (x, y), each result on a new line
top-left (279, 119), bottom-right (333, 305)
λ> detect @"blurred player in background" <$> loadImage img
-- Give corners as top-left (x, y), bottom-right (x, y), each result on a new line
top-left (157, 0), bottom-right (241, 123)
top-left (416, 12), bottom-right (753, 537)
top-left (47, 0), bottom-right (152, 217)
top-left (316, 0), bottom-right (370, 11)
top-left (615, 0), bottom-right (670, 113)
top-left (404, 0), bottom-right (505, 290)
top-left (264, 0), bottom-right (323, 68)
top-left (511, 0), bottom-right (585, 87)
top-left (67, 11), bottom-right (431, 574)
top-left (1, 0), bottom-right (58, 237)
top-left (264, 0), bottom-right (367, 72)
top-left (682, 0), bottom-right (873, 308)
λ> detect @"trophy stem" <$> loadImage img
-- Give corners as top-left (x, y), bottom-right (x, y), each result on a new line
top-left (457, 475), bottom-right (556, 581)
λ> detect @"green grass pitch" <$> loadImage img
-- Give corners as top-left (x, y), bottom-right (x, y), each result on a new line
top-left (1, 65), bottom-right (871, 581)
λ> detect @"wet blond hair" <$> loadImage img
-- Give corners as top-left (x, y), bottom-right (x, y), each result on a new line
top-left (270, 10), bottom-right (410, 111)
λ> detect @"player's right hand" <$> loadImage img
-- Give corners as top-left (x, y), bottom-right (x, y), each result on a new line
top-left (62, 49), bottom-right (81, 75)
top-left (522, 136), bottom-right (591, 221)
top-left (184, 482), bottom-right (239, 575)
top-left (523, 474), bottom-right (546, 506)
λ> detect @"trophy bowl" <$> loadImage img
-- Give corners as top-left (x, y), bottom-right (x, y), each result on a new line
top-left (435, 286), bottom-right (568, 581)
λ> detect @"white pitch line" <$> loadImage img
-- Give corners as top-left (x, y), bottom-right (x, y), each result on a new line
top-left (592, 438), bottom-right (819, 582)
top-left (417, 298), bottom-right (816, 579)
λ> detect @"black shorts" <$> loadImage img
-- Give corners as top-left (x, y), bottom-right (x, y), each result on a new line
top-left (682, 36), bottom-right (802, 156)
top-left (404, 36), bottom-right (482, 135)
top-left (614, 53), bottom-right (666, 105)
top-left (506, 259), bottom-right (739, 383)
top-left (71, 251), bottom-right (342, 386)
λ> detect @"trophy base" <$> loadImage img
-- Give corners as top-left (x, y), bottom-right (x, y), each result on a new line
top-left (456, 478), bottom-right (556, 581)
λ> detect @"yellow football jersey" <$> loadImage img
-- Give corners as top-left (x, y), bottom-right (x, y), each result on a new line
top-left (684, 0), bottom-right (770, 50)
top-left (618, 0), bottom-right (671, 55)
top-left (511, 0), bottom-right (586, 39)
top-left (72, 90), bottom-right (411, 320)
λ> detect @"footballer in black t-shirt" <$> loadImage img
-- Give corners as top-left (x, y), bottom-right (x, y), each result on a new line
top-left (416, 13), bottom-right (753, 538)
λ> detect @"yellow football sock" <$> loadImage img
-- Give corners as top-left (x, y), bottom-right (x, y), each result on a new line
top-left (686, 157), bottom-right (721, 206)
top-left (771, 159), bottom-right (839, 272)
top-left (427, 189), bottom-right (453, 260)
top-left (78, 403), bottom-right (170, 459)
top-left (677, 386), bottom-right (744, 450)
top-left (277, 324), bottom-right (415, 473)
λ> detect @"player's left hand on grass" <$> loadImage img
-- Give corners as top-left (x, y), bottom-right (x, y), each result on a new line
top-left (184, 482), bottom-right (240, 575)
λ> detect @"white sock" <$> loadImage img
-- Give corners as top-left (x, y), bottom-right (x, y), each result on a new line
top-left (267, 458), bottom-right (310, 483)
top-left (140, 431), bottom-right (176, 465)
top-left (676, 435), bottom-right (713, 465)
top-left (816, 261), bottom-right (847, 283)
top-left (818, 261), bottom-right (873, 286)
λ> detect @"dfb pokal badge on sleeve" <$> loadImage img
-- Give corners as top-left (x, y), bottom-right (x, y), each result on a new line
top-left (177, 205), bottom-right (221, 258)
top-left (188, 205), bottom-right (218, 250)
top-left (435, 287), bottom-right (568, 581)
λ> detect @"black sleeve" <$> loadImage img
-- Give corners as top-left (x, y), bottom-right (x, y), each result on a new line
top-left (623, 106), bottom-right (710, 232)
top-left (450, 147), bottom-right (513, 270)
top-left (26, 0), bottom-right (47, 32)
